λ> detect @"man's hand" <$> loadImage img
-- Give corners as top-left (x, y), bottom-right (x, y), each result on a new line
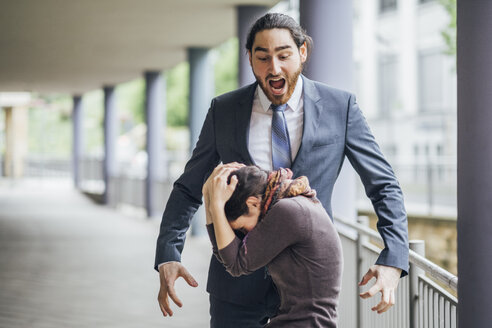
top-left (359, 264), bottom-right (402, 314)
top-left (157, 262), bottom-right (198, 317)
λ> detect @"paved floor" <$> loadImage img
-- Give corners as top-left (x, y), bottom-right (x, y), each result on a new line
top-left (0, 178), bottom-right (211, 328)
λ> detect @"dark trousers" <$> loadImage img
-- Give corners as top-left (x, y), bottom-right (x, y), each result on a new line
top-left (209, 282), bottom-right (280, 328)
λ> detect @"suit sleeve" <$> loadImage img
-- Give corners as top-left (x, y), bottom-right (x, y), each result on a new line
top-left (344, 94), bottom-right (409, 276)
top-left (154, 99), bottom-right (220, 270)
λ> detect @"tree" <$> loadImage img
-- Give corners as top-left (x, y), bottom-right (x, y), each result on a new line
top-left (439, 0), bottom-right (456, 56)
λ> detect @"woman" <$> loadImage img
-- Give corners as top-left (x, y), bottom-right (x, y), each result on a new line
top-left (202, 164), bottom-right (343, 328)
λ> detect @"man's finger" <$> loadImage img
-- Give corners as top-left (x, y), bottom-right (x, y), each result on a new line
top-left (163, 294), bottom-right (174, 316)
top-left (371, 288), bottom-right (390, 312)
top-left (359, 270), bottom-right (375, 286)
top-left (157, 294), bottom-right (167, 317)
top-left (159, 296), bottom-right (170, 317)
top-left (159, 302), bottom-right (168, 317)
top-left (167, 283), bottom-right (183, 308)
top-left (158, 289), bottom-right (173, 317)
top-left (378, 289), bottom-right (395, 314)
top-left (360, 283), bottom-right (381, 299)
top-left (180, 268), bottom-right (199, 287)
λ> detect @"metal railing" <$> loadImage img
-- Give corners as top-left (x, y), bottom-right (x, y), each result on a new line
top-left (79, 156), bottom-right (105, 193)
top-left (78, 153), bottom-right (186, 210)
top-left (75, 155), bottom-right (459, 327)
top-left (335, 216), bottom-right (458, 328)
top-left (0, 156), bottom-right (71, 178)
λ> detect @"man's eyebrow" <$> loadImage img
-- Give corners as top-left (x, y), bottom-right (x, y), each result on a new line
top-left (275, 45), bottom-right (292, 51)
top-left (253, 45), bottom-right (293, 53)
top-left (254, 46), bottom-right (269, 53)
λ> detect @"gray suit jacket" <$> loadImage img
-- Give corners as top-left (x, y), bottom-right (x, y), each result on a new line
top-left (155, 75), bottom-right (409, 305)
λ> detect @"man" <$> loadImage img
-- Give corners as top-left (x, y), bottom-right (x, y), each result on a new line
top-left (156, 13), bottom-right (409, 327)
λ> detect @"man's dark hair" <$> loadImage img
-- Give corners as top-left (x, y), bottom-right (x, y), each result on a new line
top-left (224, 166), bottom-right (269, 221)
top-left (245, 13), bottom-right (313, 60)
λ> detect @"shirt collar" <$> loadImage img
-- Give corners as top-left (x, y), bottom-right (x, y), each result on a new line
top-left (257, 76), bottom-right (303, 113)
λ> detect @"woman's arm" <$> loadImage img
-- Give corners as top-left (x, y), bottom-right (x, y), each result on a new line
top-left (210, 201), bottom-right (236, 250)
top-left (219, 199), bottom-right (307, 277)
top-left (202, 163), bottom-right (243, 259)
top-left (205, 165), bottom-right (238, 250)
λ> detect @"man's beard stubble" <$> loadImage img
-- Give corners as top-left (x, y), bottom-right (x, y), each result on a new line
top-left (255, 65), bottom-right (303, 106)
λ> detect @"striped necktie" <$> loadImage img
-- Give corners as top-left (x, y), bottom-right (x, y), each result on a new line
top-left (271, 103), bottom-right (292, 170)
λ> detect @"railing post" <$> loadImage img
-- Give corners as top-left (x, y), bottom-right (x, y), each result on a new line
top-left (356, 216), bottom-right (369, 328)
top-left (409, 240), bottom-right (425, 328)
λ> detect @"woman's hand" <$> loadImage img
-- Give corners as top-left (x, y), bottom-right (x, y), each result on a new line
top-left (208, 165), bottom-right (239, 207)
top-left (203, 163), bottom-right (244, 221)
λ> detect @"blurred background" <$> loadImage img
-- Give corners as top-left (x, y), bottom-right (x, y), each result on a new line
top-left (0, 0), bottom-right (459, 327)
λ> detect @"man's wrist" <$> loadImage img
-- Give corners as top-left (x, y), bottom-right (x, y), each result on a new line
top-left (157, 261), bottom-right (179, 272)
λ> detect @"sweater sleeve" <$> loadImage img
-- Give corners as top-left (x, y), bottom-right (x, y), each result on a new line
top-left (218, 198), bottom-right (307, 277)
top-left (206, 223), bottom-right (223, 263)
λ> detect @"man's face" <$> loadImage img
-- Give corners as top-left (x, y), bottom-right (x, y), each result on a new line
top-left (249, 28), bottom-right (307, 105)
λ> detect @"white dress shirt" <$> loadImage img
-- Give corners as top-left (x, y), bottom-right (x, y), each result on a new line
top-left (248, 77), bottom-right (304, 171)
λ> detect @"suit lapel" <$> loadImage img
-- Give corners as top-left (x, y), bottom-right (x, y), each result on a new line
top-left (235, 82), bottom-right (258, 165)
top-left (292, 76), bottom-right (322, 172)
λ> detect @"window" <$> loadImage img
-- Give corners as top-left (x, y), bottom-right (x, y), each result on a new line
top-left (378, 54), bottom-right (399, 118)
top-left (418, 51), bottom-right (444, 112)
top-left (380, 0), bottom-right (397, 13)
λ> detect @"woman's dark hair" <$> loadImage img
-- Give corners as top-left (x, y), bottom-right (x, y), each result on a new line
top-left (224, 166), bottom-right (269, 221)
top-left (245, 13), bottom-right (313, 61)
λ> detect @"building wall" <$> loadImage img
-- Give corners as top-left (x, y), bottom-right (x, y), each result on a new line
top-left (354, 0), bottom-right (457, 214)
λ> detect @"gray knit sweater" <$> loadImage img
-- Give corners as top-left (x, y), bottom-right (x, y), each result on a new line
top-left (207, 196), bottom-right (343, 328)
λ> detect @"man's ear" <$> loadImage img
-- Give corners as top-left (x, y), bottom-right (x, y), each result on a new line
top-left (248, 50), bottom-right (253, 66)
top-left (299, 42), bottom-right (307, 63)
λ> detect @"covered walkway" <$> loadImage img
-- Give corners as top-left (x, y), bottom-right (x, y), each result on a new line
top-left (0, 178), bottom-right (210, 327)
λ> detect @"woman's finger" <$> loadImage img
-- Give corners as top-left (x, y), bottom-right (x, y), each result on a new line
top-left (228, 175), bottom-right (238, 189)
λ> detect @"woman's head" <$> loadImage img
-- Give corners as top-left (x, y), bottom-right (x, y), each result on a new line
top-left (224, 166), bottom-right (269, 223)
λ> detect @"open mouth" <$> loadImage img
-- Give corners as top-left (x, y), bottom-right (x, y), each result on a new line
top-left (268, 77), bottom-right (286, 95)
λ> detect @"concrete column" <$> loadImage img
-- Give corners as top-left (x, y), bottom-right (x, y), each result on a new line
top-left (72, 95), bottom-right (83, 189)
top-left (144, 71), bottom-right (165, 218)
top-left (300, 0), bottom-right (357, 220)
top-left (103, 86), bottom-right (117, 205)
top-left (188, 47), bottom-right (214, 236)
top-left (237, 5), bottom-right (268, 87)
top-left (399, 0), bottom-right (417, 117)
top-left (457, 1), bottom-right (492, 326)
top-left (4, 106), bottom-right (28, 178)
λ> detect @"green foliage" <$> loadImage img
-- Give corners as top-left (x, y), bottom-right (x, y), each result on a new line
top-left (28, 99), bottom-right (72, 157)
top-left (165, 37), bottom-right (239, 127)
top-left (166, 62), bottom-right (189, 127)
top-left (439, 0), bottom-right (456, 56)
top-left (23, 36), bottom-right (240, 157)
top-left (214, 37), bottom-right (239, 96)
top-left (82, 90), bottom-right (104, 154)
top-left (117, 78), bottom-right (145, 125)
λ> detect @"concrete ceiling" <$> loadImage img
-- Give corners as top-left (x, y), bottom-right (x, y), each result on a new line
top-left (0, 0), bottom-right (279, 94)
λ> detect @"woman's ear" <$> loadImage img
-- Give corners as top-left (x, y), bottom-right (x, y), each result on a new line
top-left (246, 196), bottom-right (261, 208)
